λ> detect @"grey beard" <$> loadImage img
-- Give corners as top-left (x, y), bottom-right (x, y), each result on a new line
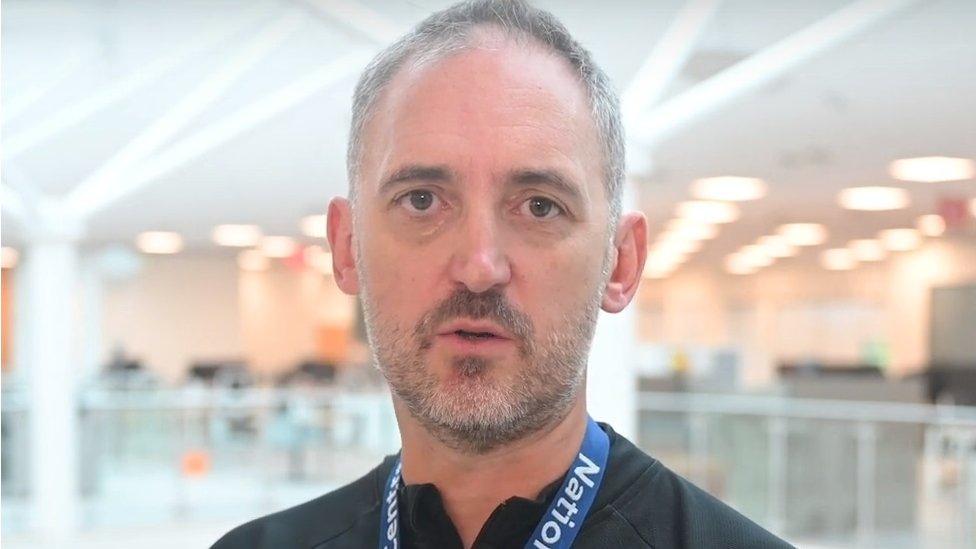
top-left (362, 286), bottom-right (600, 455)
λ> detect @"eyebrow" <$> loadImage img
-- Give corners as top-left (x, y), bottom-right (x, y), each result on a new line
top-left (377, 164), bottom-right (586, 205)
top-left (378, 164), bottom-right (453, 193)
top-left (509, 168), bottom-right (585, 205)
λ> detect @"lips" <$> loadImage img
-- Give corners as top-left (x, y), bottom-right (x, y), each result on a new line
top-left (436, 320), bottom-right (512, 341)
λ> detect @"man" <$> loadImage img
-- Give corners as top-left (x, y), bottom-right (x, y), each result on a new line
top-left (214, 1), bottom-right (792, 547)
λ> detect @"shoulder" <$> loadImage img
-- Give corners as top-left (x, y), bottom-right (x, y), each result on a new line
top-left (210, 456), bottom-right (395, 549)
top-left (601, 428), bottom-right (794, 548)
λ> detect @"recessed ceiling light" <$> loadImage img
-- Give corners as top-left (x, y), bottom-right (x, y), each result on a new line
top-left (757, 235), bottom-right (798, 258)
top-left (643, 252), bottom-right (680, 278)
top-left (879, 228), bottom-right (922, 252)
top-left (915, 214), bottom-right (945, 237)
top-left (848, 239), bottom-right (886, 262)
top-left (889, 156), bottom-right (975, 183)
top-left (136, 231), bottom-right (183, 254)
top-left (655, 238), bottom-right (702, 255)
top-left (660, 220), bottom-right (719, 241)
top-left (238, 249), bottom-right (269, 272)
top-left (303, 245), bottom-right (333, 274)
top-left (838, 186), bottom-right (910, 211)
top-left (776, 223), bottom-right (827, 246)
top-left (301, 214), bottom-right (327, 239)
top-left (1, 247), bottom-right (20, 269)
top-left (647, 248), bottom-right (689, 268)
top-left (675, 200), bottom-right (740, 224)
top-left (740, 245), bottom-right (774, 267)
top-left (690, 176), bottom-right (767, 202)
top-left (260, 236), bottom-right (298, 258)
top-left (642, 264), bottom-right (674, 279)
top-left (724, 254), bottom-right (758, 275)
top-left (821, 248), bottom-right (857, 270)
top-left (213, 224), bottom-right (262, 247)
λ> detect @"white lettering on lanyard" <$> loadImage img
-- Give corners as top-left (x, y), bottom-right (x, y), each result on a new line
top-left (531, 451), bottom-right (600, 549)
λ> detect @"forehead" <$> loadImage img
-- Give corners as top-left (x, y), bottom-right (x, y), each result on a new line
top-left (360, 37), bottom-right (602, 188)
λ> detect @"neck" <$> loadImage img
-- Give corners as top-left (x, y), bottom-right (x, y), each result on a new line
top-left (396, 396), bottom-right (588, 549)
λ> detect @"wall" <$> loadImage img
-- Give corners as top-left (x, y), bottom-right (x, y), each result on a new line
top-left (637, 235), bottom-right (976, 385)
top-left (98, 253), bottom-right (356, 384)
top-left (101, 254), bottom-right (243, 383)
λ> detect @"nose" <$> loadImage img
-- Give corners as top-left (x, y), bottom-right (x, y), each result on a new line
top-left (448, 207), bottom-right (512, 294)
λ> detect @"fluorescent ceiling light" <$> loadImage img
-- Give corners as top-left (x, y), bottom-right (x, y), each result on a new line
top-left (756, 235), bottom-right (797, 258)
top-left (776, 223), bottom-right (827, 246)
top-left (213, 224), bottom-right (262, 247)
top-left (238, 249), bottom-right (269, 271)
top-left (879, 228), bottom-right (921, 252)
top-left (1, 247), bottom-right (20, 269)
top-left (136, 231), bottom-right (184, 254)
top-left (690, 176), bottom-right (767, 202)
top-left (260, 236), bottom-right (298, 258)
top-left (915, 214), bottom-right (945, 237)
top-left (848, 239), bottom-right (886, 262)
top-left (889, 156), bottom-right (975, 183)
top-left (675, 200), bottom-right (740, 224)
top-left (301, 214), bottom-right (327, 239)
top-left (821, 248), bottom-right (856, 271)
top-left (837, 186), bottom-right (910, 211)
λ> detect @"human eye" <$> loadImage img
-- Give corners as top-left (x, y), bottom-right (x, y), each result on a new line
top-left (518, 196), bottom-right (565, 220)
top-left (394, 189), bottom-right (441, 216)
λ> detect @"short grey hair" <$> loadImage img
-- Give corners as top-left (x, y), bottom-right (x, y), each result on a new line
top-left (346, 0), bottom-right (625, 225)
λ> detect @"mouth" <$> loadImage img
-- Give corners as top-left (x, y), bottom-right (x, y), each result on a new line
top-left (451, 329), bottom-right (503, 341)
top-left (434, 320), bottom-right (514, 353)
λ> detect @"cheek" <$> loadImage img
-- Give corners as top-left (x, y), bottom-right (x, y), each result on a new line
top-left (510, 244), bottom-right (603, 327)
top-left (361, 236), bottom-right (444, 326)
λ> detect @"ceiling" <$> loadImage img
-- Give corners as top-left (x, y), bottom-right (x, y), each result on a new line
top-left (2, 0), bottom-right (975, 267)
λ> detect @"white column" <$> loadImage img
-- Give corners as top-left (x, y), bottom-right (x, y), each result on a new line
top-left (79, 254), bottom-right (105, 382)
top-left (23, 199), bottom-right (84, 541)
top-left (587, 178), bottom-right (641, 439)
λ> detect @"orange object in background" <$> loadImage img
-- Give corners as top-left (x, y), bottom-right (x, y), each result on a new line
top-left (316, 324), bottom-right (350, 365)
top-left (181, 450), bottom-right (211, 478)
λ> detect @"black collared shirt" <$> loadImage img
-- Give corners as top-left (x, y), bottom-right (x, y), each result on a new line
top-left (213, 423), bottom-right (795, 548)
top-left (398, 475), bottom-right (562, 548)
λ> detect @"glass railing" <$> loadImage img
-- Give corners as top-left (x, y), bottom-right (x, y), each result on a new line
top-left (635, 391), bottom-right (976, 548)
top-left (3, 388), bottom-right (974, 548)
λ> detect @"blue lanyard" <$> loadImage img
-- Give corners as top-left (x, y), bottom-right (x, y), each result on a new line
top-left (378, 417), bottom-right (610, 549)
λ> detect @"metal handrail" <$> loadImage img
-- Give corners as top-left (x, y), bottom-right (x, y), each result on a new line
top-left (637, 391), bottom-right (976, 427)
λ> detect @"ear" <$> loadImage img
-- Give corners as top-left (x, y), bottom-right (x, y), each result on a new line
top-left (327, 197), bottom-right (360, 295)
top-left (601, 211), bottom-right (647, 313)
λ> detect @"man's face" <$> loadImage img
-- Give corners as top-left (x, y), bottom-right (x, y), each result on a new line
top-left (350, 40), bottom-right (613, 452)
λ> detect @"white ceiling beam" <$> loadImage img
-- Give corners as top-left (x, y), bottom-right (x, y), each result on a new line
top-left (1, 165), bottom-right (44, 226)
top-left (2, 7), bottom-right (269, 160)
top-left (297, 0), bottom-right (405, 44)
top-left (67, 12), bottom-right (306, 219)
top-left (630, 0), bottom-right (922, 148)
top-left (129, 49), bottom-right (374, 190)
top-left (2, 52), bottom-right (88, 124)
top-left (621, 0), bottom-right (721, 121)
top-left (1, 183), bottom-right (32, 226)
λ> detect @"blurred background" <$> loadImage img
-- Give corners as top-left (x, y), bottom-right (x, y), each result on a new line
top-left (1, 0), bottom-right (975, 547)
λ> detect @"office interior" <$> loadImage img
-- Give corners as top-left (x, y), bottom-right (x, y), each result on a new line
top-left (1, 1), bottom-right (975, 547)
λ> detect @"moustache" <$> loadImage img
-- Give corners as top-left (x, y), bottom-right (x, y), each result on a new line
top-left (414, 287), bottom-right (534, 356)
